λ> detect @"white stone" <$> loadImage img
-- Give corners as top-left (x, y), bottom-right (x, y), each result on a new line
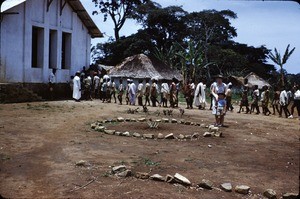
top-left (263, 189), bottom-right (277, 199)
top-left (115, 131), bottom-right (122, 136)
top-left (122, 131), bottom-right (130, 137)
top-left (203, 132), bottom-right (212, 137)
top-left (282, 192), bottom-right (298, 199)
top-left (116, 169), bottom-right (131, 177)
top-left (104, 129), bottom-right (115, 135)
top-left (138, 118), bottom-right (146, 122)
top-left (132, 132), bottom-right (141, 138)
top-left (157, 133), bottom-right (164, 139)
top-left (165, 133), bottom-right (175, 139)
top-left (143, 134), bottom-right (155, 139)
top-left (178, 134), bottom-right (185, 139)
top-left (198, 179), bottom-right (213, 190)
top-left (150, 174), bottom-right (165, 181)
top-left (112, 165), bottom-right (127, 174)
top-left (117, 117), bottom-right (125, 122)
top-left (220, 183), bottom-right (232, 192)
top-left (174, 173), bottom-right (191, 186)
top-left (171, 119), bottom-right (177, 123)
top-left (162, 118), bottom-right (169, 123)
top-left (235, 185), bottom-right (250, 194)
top-left (191, 132), bottom-right (200, 139)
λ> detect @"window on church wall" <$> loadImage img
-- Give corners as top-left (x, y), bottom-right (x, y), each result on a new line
top-left (31, 26), bottom-right (44, 68)
top-left (61, 32), bottom-right (71, 70)
top-left (49, 30), bottom-right (58, 69)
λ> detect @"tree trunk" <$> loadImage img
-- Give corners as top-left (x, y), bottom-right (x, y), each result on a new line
top-left (114, 27), bottom-right (120, 41)
top-left (280, 65), bottom-right (285, 87)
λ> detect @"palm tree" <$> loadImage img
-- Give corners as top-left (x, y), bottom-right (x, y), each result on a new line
top-left (268, 44), bottom-right (295, 87)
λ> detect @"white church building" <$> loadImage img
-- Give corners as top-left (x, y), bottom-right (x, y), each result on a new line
top-left (0, 0), bottom-right (102, 83)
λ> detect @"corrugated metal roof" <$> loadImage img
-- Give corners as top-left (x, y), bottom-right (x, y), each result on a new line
top-left (1, 0), bottom-right (102, 38)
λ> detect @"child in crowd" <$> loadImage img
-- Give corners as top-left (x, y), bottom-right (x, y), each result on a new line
top-left (110, 79), bottom-right (117, 103)
top-left (250, 85), bottom-right (260, 114)
top-left (225, 84), bottom-right (234, 111)
top-left (117, 79), bottom-right (124, 105)
top-left (144, 79), bottom-right (151, 106)
top-left (215, 93), bottom-right (227, 127)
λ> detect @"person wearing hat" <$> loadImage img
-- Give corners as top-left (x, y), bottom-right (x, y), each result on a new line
top-left (211, 74), bottom-right (227, 126)
top-left (72, 71), bottom-right (81, 102)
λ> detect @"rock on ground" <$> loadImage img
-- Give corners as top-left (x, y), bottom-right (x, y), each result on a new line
top-left (157, 133), bottom-right (164, 139)
top-left (135, 172), bottom-right (150, 179)
top-left (75, 160), bottom-right (87, 167)
top-left (165, 174), bottom-right (176, 183)
top-left (165, 133), bottom-right (175, 139)
top-left (171, 119), bottom-right (177, 123)
top-left (162, 118), bottom-right (169, 123)
top-left (138, 118), bottom-right (146, 122)
top-left (149, 174), bottom-right (165, 181)
top-left (282, 193), bottom-right (298, 199)
top-left (116, 169), bottom-right (131, 177)
top-left (198, 179), bottom-right (213, 190)
top-left (143, 134), bottom-right (155, 139)
top-left (263, 189), bottom-right (277, 199)
top-left (203, 132), bottom-right (212, 137)
top-left (235, 185), bottom-right (250, 194)
top-left (115, 131), bottom-right (122, 136)
top-left (112, 165), bottom-right (127, 174)
top-left (220, 183), bottom-right (232, 192)
top-left (178, 134), bottom-right (185, 139)
top-left (122, 131), bottom-right (131, 137)
top-left (132, 132), bottom-right (141, 138)
top-left (117, 117), bottom-right (124, 122)
top-left (104, 129), bottom-right (115, 135)
top-left (191, 132), bottom-right (200, 139)
top-left (174, 173), bottom-right (191, 186)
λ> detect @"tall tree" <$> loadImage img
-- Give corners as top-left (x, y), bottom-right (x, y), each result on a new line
top-left (92, 0), bottom-right (149, 40)
top-left (268, 44), bottom-right (296, 87)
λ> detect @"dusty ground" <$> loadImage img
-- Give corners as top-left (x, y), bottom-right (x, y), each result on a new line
top-left (0, 100), bottom-right (299, 199)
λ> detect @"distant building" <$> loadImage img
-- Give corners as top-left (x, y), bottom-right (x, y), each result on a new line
top-left (0, 0), bottom-right (102, 83)
top-left (109, 54), bottom-right (183, 85)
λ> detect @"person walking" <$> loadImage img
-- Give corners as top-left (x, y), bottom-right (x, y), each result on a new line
top-left (72, 71), bottom-right (81, 102)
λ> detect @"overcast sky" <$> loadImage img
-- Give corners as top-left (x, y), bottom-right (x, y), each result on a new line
top-left (81, 0), bottom-right (300, 74)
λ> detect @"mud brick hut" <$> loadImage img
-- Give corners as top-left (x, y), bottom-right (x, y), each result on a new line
top-left (0, 0), bottom-right (102, 102)
top-left (109, 54), bottom-right (183, 85)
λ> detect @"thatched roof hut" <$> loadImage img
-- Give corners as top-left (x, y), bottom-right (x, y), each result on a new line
top-left (228, 72), bottom-right (270, 89)
top-left (109, 54), bottom-right (183, 81)
top-left (245, 72), bottom-right (271, 89)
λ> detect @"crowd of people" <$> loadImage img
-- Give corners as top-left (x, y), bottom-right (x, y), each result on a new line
top-left (70, 68), bottom-right (300, 127)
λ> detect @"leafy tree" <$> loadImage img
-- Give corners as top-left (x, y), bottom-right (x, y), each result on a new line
top-left (268, 44), bottom-right (296, 87)
top-left (92, 0), bottom-right (149, 40)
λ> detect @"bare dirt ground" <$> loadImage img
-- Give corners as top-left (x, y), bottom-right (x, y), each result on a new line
top-left (0, 100), bottom-right (299, 199)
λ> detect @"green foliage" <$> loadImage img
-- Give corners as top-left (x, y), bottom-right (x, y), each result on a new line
top-left (269, 44), bottom-right (296, 87)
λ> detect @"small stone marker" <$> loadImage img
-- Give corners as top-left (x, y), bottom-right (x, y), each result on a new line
top-left (198, 179), bottom-right (213, 190)
top-left (171, 119), bottom-right (177, 123)
top-left (91, 123), bottom-right (97, 129)
top-left (116, 169), bottom-right (131, 177)
top-left (165, 133), bottom-right (175, 139)
top-left (132, 132), bottom-right (141, 138)
top-left (122, 131), bottom-right (130, 137)
top-left (75, 160), bottom-right (87, 167)
top-left (191, 132), bottom-right (200, 139)
top-left (162, 118), bottom-right (169, 123)
top-left (150, 174), bottom-right (165, 181)
top-left (135, 172), bottom-right (150, 179)
top-left (165, 174), bottom-right (175, 183)
top-left (143, 134), bottom-right (155, 139)
top-left (112, 165), bottom-right (127, 174)
top-left (178, 134), bottom-right (185, 139)
top-left (282, 193), bottom-right (298, 199)
top-left (130, 118), bottom-right (137, 122)
top-left (117, 117), bottom-right (124, 122)
top-left (138, 118), bottom-right (146, 122)
top-left (157, 133), bottom-right (164, 139)
top-left (220, 183), bottom-right (232, 192)
top-left (203, 132), bottom-right (212, 137)
top-left (104, 129), bottom-right (115, 135)
top-left (115, 131), bottom-right (122, 136)
top-left (235, 185), bottom-right (250, 194)
top-left (263, 189), bottom-right (277, 199)
top-left (174, 173), bottom-right (191, 186)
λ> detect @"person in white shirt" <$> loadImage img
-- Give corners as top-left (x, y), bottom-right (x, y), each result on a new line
top-left (211, 75), bottom-right (227, 126)
top-left (137, 79), bottom-right (144, 106)
top-left (288, 84), bottom-right (300, 119)
top-left (72, 71), bottom-right (81, 102)
top-left (110, 79), bottom-right (117, 103)
top-left (93, 73), bottom-right (100, 99)
top-left (194, 80), bottom-right (207, 110)
top-left (250, 85), bottom-right (260, 114)
top-left (129, 80), bottom-right (137, 105)
top-left (49, 68), bottom-right (57, 100)
top-left (161, 79), bottom-right (170, 107)
top-left (279, 87), bottom-right (291, 118)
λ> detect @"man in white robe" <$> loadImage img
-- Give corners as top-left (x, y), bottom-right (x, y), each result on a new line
top-left (129, 80), bottom-right (137, 105)
top-left (194, 81), bottom-right (206, 109)
top-left (73, 72), bottom-right (81, 102)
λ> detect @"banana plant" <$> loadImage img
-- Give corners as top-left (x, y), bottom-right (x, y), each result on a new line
top-left (268, 44), bottom-right (295, 87)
